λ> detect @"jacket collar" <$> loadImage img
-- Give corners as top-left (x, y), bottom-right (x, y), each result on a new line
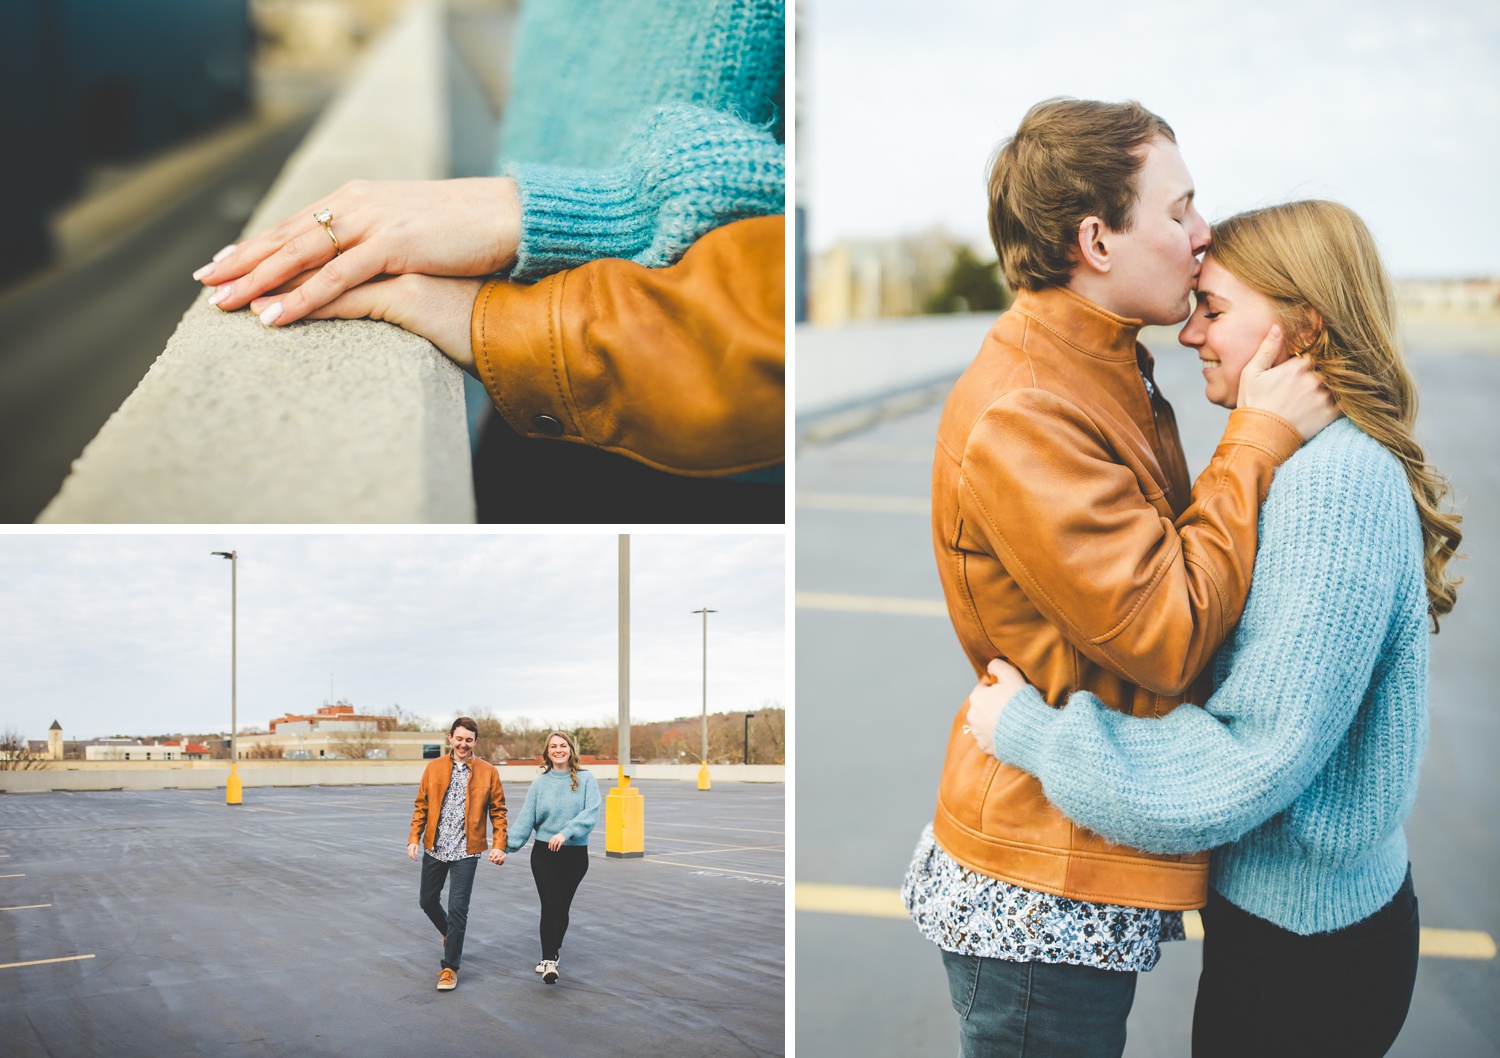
top-left (1012, 286), bottom-right (1143, 363)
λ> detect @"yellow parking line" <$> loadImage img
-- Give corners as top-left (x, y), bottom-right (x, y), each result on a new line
top-left (0, 874), bottom-right (24, 879)
top-left (795, 884), bottom-right (1496, 959)
top-left (0, 904), bottom-right (51, 912)
top-left (797, 492), bottom-right (930, 514)
top-left (796, 592), bottom-right (948, 617)
top-left (0, 954), bottom-right (95, 970)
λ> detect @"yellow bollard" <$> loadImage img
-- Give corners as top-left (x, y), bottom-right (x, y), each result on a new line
top-left (605, 771), bottom-right (644, 857)
top-left (697, 762), bottom-right (711, 791)
top-left (226, 763), bottom-right (243, 805)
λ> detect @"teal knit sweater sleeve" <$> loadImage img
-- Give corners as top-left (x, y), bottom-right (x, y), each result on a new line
top-left (505, 778), bottom-right (539, 853)
top-left (506, 103), bottom-right (785, 281)
top-left (989, 421), bottom-right (1418, 856)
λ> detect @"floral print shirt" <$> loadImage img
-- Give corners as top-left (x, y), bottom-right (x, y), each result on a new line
top-left (429, 760), bottom-right (480, 862)
top-left (901, 824), bottom-right (1184, 972)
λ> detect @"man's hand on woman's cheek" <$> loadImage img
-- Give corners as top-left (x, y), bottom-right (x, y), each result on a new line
top-left (249, 274), bottom-right (482, 373)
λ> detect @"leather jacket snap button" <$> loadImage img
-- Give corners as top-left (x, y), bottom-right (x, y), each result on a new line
top-left (532, 415), bottom-right (564, 436)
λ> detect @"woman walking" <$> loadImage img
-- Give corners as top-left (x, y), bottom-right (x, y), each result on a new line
top-left (507, 731), bottom-right (602, 984)
top-left (964, 200), bottom-right (1462, 1057)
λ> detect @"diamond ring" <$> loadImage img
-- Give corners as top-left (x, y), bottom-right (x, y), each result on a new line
top-left (313, 209), bottom-right (341, 255)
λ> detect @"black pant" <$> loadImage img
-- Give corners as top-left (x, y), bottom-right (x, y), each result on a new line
top-left (1192, 868), bottom-right (1420, 1058)
top-left (472, 410), bottom-right (783, 523)
top-left (531, 842), bottom-right (589, 961)
top-left (419, 853), bottom-right (479, 971)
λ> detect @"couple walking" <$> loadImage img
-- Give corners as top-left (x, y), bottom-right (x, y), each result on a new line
top-left (902, 98), bottom-right (1461, 1057)
top-left (408, 719), bottom-right (601, 991)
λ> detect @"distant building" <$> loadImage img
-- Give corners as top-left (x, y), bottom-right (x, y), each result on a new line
top-left (1397, 278), bottom-right (1500, 316)
top-left (268, 700), bottom-right (395, 736)
top-left (809, 229), bottom-right (972, 326)
top-left (86, 738), bottom-right (210, 762)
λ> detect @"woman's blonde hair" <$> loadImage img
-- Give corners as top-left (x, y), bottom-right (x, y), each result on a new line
top-left (540, 731), bottom-right (581, 790)
top-left (1209, 200), bottom-right (1462, 628)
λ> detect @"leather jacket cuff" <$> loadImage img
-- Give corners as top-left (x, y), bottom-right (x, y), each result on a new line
top-left (470, 276), bottom-right (579, 443)
top-left (1221, 407), bottom-right (1303, 464)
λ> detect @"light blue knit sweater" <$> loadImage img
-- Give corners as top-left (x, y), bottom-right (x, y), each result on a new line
top-left (989, 418), bottom-right (1429, 935)
top-left (505, 768), bottom-right (602, 850)
top-left (496, 0), bottom-right (785, 281)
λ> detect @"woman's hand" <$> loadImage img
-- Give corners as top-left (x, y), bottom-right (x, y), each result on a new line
top-left (547, 834), bottom-right (566, 852)
top-left (193, 177), bottom-right (520, 327)
top-left (966, 658), bottom-right (1030, 756)
top-left (249, 273), bottom-right (483, 372)
top-left (1237, 324), bottom-right (1341, 440)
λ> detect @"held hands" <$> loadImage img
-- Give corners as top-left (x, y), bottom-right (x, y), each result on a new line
top-left (488, 848), bottom-right (506, 865)
top-left (547, 834), bottom-right (566, 852)
top-left (192, 177), bottom-right (520, 327)
top-left (965, 658), bottom-right (1030, 757)
top-left (1236, 324), bottom-right (1341, 440)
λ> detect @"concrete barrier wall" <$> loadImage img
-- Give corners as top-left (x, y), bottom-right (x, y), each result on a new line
top-left (0, 761), bottom-right (785, 793)
top-left (38, 0), bottom-right (476, 523)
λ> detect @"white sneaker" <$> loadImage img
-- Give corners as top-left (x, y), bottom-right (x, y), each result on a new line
top-left (541, 959), bottom-right (559, 984)
top-left (534, 960), bottom-right (546, 973)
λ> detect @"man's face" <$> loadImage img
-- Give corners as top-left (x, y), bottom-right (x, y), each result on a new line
top-left (1100, 137), bottom-right (1209, 326)
top-left (449, 726), bottom-right (476, 760)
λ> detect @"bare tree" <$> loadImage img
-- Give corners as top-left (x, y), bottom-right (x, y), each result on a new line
top-left (0, 728), bottom-right (49, 771)
top-left (379, 703), bottom-right (426, 732)
top-left (243, 740), bottom-right (283, 760)
top-left (329, 724), bottom-right (391, 760)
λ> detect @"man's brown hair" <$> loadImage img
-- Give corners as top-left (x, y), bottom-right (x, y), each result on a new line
top-left (987, 98), bottom-right (1175, 291)
top-left (449, 716), bottom-right (479, 738)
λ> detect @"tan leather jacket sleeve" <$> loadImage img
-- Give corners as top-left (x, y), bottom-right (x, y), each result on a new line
top-left (469, 215), bottom-right (784, 477)
top-left (960, 389), bottom-right (1302, 695)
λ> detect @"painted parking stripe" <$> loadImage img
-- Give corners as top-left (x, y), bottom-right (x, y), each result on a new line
top-left (796, 592), bottom-right (948, 617)
top-left (797, 492), bottom-right (930, 514)
top-left (0, 904), bottom-right (51, 912)
top-left (0, 874), bottom-right (25, 879)
top-left (795, 884), bottom-right (1496, 959)
top-left (647, 859), bottom-right (784, 880)
top-left (0, 954), bottom-right (95, 970)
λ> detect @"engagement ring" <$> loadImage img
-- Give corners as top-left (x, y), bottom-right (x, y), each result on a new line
top-left (314, 209), bottom-right (341, 255)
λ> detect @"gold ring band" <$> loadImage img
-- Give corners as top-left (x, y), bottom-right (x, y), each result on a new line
top-left (313, 209), bottom-right (341, 256)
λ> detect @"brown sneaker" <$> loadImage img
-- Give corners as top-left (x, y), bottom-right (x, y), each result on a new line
top-left (437, 968), bottom-right (457, 991)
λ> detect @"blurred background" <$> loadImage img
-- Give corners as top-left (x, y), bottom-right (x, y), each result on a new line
top-left (0, 0), bottom-right (509, 523)
top-left (794, 1), bottom-right (1500, 1055)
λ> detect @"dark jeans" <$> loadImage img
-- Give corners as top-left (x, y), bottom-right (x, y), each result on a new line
top-left (472, 410), bottom-right (783, 524)
top-left (941, 950), bottom-right (1137, 1058)
top-left (531, 842), bottom-right (589, 961)
top-left (419, 853), bottom-right (479, 971)
top-left (1192, 868), bottom-right (1420, 1058)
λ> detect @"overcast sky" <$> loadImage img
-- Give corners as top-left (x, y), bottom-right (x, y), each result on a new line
top-left (802, 0), bottom-right (1500, 278)
top-left (0, 534), bottom-right (785, 742)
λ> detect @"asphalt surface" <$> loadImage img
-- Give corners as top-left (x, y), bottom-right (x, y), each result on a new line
top-left (0, 116), bottom-right (312, 524)
top-left (794, 334), bottom-right (1500, 1057)
top-left (0, 780), bottom-right (784, 1057)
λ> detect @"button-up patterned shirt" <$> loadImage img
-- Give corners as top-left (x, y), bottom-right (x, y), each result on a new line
top-left (429, 759), bottom-right (480, 862)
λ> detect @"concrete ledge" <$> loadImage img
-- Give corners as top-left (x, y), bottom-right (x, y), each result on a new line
top-left (0, 761), bottom-right (785, 792)
top-left (38, 0), bottom-right (476, 523)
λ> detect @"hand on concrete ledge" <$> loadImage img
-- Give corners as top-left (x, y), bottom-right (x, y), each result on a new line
top-left (193, 177), bottom-right (521, 327)
top-left (270, 274), bottom-right (483, 372)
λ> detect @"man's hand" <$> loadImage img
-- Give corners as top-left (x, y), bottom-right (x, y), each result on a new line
top-left (407, 842), bottom-right (420, 862)
top-left (547, 834), bottom-right (566, 852)
top-left (1237, 324), bottom-right (1341, 440)
top-left (966, 658), bottom-right (1030, 757)
top-left (251, 274), bottom-right (483, 372)
top-left (488, 848), bottom-right (506, 865)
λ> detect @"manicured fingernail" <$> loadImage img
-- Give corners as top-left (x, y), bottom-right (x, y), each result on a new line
top-left (212, 243), bottom-right (236, 262)
top-left (192, 263), bottom-right (214, 281)
top-left (209, 284), bottom-right (232, 306)
top-left (258, 302), bottom-right (283, 326)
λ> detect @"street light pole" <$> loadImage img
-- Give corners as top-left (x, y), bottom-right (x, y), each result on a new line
top-left (211, 550), bottom-right (242, 806)
top-left (606, 534), bottom-right (644, 857)
top-left (691, 607), bottom-right (716, 790)
top-left (744, 712), bottom-right (755, 766)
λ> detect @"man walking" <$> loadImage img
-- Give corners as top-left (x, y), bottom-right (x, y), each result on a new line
top-left (408, 717), bottom-right (508, 991)
top-left (902, 98), bottom-right (1339, 1056)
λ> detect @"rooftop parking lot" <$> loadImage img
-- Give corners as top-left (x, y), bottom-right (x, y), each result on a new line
top-left (0, 779), bottom-right (784, 1058)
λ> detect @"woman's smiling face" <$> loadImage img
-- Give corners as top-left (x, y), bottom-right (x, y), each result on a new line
top-left (1179, 255), bottom-right (1288, 408)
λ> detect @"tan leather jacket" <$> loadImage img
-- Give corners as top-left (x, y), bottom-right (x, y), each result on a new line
top-left (469, 215), bottom-right (784, 477)
top-left (930, 286), bottom-right (1303, 910)
top-left (409, 754), bottom-right (508, 855)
